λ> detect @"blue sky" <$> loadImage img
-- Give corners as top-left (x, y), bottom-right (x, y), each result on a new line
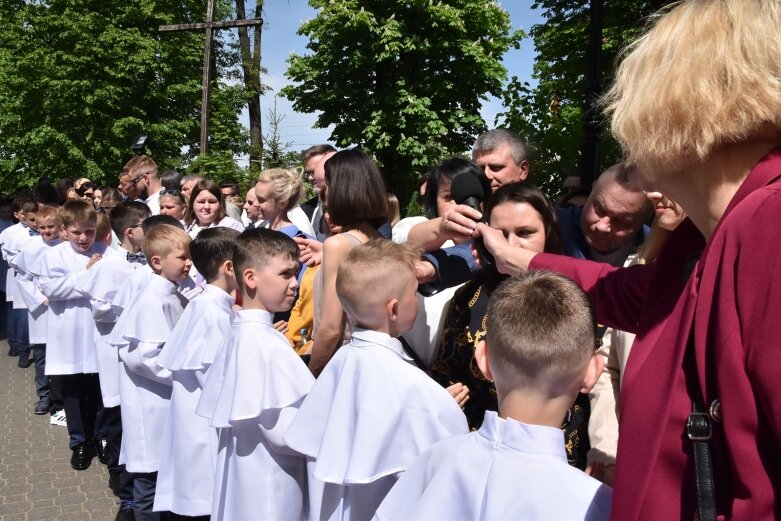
top-left (245, 1), bottom-right (544, 154)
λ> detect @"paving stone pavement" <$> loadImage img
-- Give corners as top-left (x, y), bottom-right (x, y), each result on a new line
top-left (0, 341), bottom-right (119, 520)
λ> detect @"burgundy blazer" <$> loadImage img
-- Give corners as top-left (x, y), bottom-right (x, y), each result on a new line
top-left (531, 149), bottom-right (781, 520)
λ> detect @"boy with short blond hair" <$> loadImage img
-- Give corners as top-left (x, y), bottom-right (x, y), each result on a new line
top-left (109, 224), bottom-right (191, 521)
top-left (376, 271), bottom-right (612, 520)
top-left (154, 227), bottom-right (240, 517)
top-left (284, 239), bottom-right (468, 521)
top-left (30, 200), bottom-right (109, 470)
top-left (198, 227), bottom-right (314, 521)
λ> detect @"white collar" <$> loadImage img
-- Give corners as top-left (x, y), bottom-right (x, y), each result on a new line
top-left (203, 284), bottom-right (235, 309)
top-left (234, 308), bottom-right (273, 325)
top-left (350, 328), bottom-right (413, 363)
top-left (478, 411), bottom-right (567, 461)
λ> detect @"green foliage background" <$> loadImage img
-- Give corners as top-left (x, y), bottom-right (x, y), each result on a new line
top-left (283, 0), bottom-right (523, 207)
top-left (0, 0), bottom-right (248, 193)
top-left (496, 0), bottom-right (669, 196)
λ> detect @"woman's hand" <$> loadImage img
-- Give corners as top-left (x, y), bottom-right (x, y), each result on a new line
top-left (446, 382), bottom-right (470, 409)
top-left (295, 237), bottom-right (323, 267)
top-left (472, 223), bottom-right (537, 276)
top-left (440, 204), bottom-right (482, 241)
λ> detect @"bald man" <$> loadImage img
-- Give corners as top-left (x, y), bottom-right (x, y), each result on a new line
top-left (559, 164), bottom-right (651, 266)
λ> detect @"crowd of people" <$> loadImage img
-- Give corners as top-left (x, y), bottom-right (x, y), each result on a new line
top-left (0, 1), bottom-right (780, 520)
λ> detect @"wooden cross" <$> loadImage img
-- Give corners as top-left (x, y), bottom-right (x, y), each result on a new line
top-left (159, 0), bottom-right (262, 156)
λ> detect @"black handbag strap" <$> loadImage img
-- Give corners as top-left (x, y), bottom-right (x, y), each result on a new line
top-left (684, 335), bottom-right (717, 521)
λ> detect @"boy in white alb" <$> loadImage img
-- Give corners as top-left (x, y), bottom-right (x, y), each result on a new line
top-left (284, 240), bottom-right (468, 521)
top-left (29, 200), bottom-right (110, 471)
top-left (197, 228), bottom-right (314, 521)
top-left (154, 227), bottom-right (240, 517)
top-left (375, 271), bottom-right (612, 520)
top-left (10, 205), bottom-right (62, 414)
top-left (109, 224), bottom-right (192, 521)
top-left (76, 201), bottom-right (152, 517)
top-left (1, 197), bottom-right (38, 363)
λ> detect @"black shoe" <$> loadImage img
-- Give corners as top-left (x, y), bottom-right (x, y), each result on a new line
top-left (34, 398), bottom-right (51, 415)
top-left (114, 500), bottom-right (134, 521)
top-left (7, 347), bottom-right (17, 356)
top-left (70, 442), bottom-right (96, 471)
top-left (17, 356), bottom-right (30, 368)
top-left (94, 438), bottom-right (111, 465)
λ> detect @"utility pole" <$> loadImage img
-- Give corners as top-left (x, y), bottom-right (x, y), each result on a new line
top-left (159, 0), bottom-right (262, 156)
top-left (580, 0), bottom-right (604, 187)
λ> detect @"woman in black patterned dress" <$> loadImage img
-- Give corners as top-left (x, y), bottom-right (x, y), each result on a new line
top-left (430, 182), bottom-right (592, 469)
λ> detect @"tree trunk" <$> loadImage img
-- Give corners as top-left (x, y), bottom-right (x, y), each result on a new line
top-left (236, 0), bottom-right (263, 174)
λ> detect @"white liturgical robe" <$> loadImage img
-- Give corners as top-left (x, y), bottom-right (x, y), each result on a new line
top-left (154, 284), bottom-right (234, 516)
top-left (30, 241), bottom-right (109, 375)
top-left (284, 328), bottom-right (469, 521)
top-left (375, 411), bottom-right (612, 521)
top-left (198, 309), bottom-right (314, 521)
top-left (76, 253), bottom-right (141, 407)
top-left (10, 237), bottom-right (61, 344)
top-left (110, 274), bottom-right (185, 473)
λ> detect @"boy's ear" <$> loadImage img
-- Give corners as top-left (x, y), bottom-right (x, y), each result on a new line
top-left (386, 298), bottom-right (400, 322)
top-left (149, 254), bottom-right (163, 271)
top-left (242, 267), bottom-right (257, 290)
top-left (475, 340), bottom-right (493, 382)
top-left (579, 352), bottom-right (604, 394)
top-left (222, 259), bottom-right (235, 277)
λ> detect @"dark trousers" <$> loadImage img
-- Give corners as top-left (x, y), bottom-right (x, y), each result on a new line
top-left (0, 292), bottom-right (7, 338)
top-left (8, 306), bottom-right (29, 358)
top-left (61, 373), bottom-right (104, 449)
top-left (49, 374), bottom-right (64, 411)
top-left (133, 472), bottom-right (164, 521)
top-left (32, 344), bottom-right (49, 400)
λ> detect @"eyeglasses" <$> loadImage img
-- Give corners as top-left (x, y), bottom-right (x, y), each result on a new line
top-left (159, 189), bottom-right (186, 203)
top-left (129, 175), bottom-right (145, 185)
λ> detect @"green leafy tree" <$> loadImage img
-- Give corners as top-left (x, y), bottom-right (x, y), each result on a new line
top-left (496, 0), bottom-right (667, 196)
top-left (0, 0), bottom-right (248, 192)
top-left (283, 0), bottom-right (523, 206)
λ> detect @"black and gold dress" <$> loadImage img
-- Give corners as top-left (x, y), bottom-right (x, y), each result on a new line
top-left (430, 270), bottom-right (591, 470)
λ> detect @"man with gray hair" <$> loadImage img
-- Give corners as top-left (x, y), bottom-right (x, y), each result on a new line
top-left (472, 128), bottom-right (529, 189)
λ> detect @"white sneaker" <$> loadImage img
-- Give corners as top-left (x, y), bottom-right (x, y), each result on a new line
top-left (50, 409), bottom-right (67, 427)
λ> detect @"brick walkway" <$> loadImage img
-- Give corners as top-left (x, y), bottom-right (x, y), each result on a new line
top-left (0, 342), bottom-right (118, 520)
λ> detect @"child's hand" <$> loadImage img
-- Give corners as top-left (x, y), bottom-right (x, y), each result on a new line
top-left (273, 320), bottom-right (289, 335)
top-left (86, 253), bottom-right (102, 269)
top-left (446, 382), bottom-right (469, 409)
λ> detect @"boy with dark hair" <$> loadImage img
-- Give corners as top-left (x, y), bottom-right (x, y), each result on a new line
top-left (376, 271), bottom-right (611, 520)
top-left (109, 224), bottom-right (191, 521)
top-left (198, 228), bottom-right (314, 521)
top-left (29, 200), bottom-right (109, 470)
top-left (1, 197), bottom-right (38, 361)
top-left (154, 227), bottom-right (240, 517)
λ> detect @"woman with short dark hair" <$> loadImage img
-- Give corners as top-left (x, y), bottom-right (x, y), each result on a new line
top-left (307, 149), bottom-right (388, 376)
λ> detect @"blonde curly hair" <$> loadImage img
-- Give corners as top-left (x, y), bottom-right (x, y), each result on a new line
top-left (603, 0), bottom-right (781, 174)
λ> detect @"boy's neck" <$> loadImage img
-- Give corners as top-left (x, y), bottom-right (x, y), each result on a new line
top-left (354, 320), bottom-right (391, 335)
top-left (206, 276), bottom-right (232, 294)
top-left (239, 291), bottom-right (269, 312)
top-left (120, 240), bottom-right (141, 254)
top-left (497, 388), bottom-right (576, 429)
